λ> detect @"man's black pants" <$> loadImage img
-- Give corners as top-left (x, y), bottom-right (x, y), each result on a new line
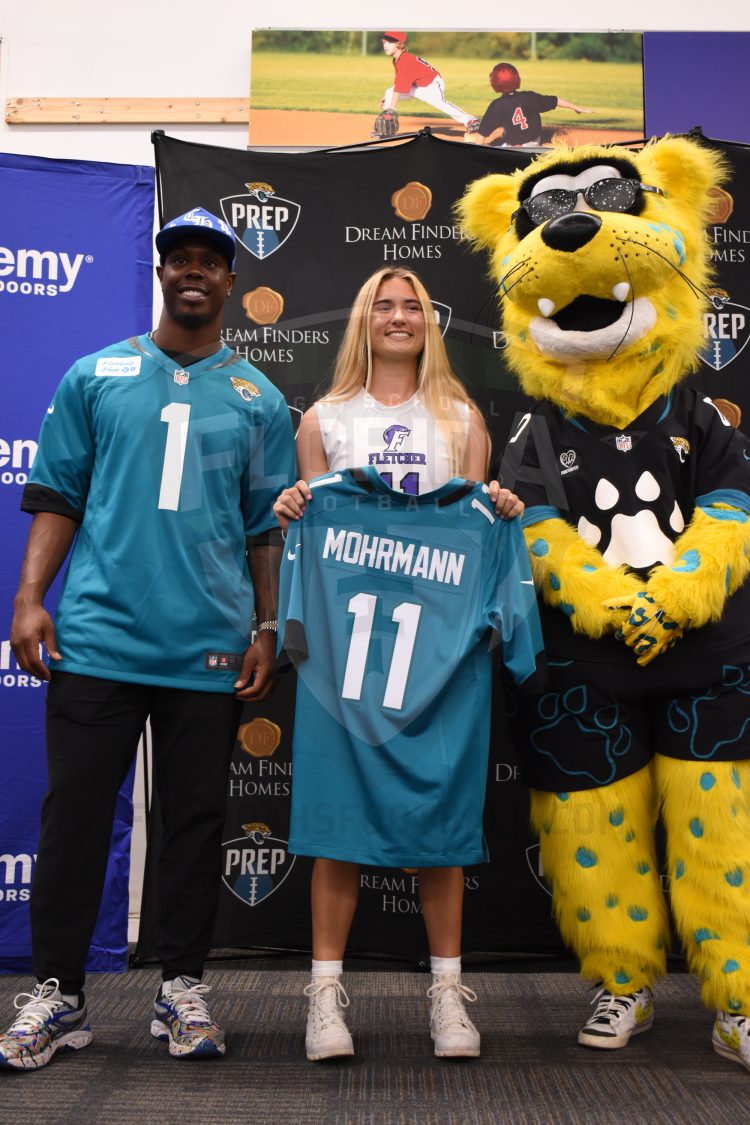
top-left (31, 672), bottom-right (242, 994)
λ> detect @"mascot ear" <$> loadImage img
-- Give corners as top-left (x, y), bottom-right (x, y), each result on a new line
top-left (457, 173), bottom-right (520, 248)
top-left (636, 136), bottom-right (725, 216)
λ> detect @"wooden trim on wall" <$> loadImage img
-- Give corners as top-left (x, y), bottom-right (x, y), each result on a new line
top-left (5, 97), bottom-right (249, 124)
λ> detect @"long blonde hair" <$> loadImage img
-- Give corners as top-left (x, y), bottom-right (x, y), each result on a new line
top-left (321, 267), bottom-right (489, 476)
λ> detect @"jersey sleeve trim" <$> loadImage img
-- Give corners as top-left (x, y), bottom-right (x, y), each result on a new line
top-left (522, 504), bottom-right (563, 528)
top-left (697, 489), bottom-right (750, 516)
top-left (277, 618), bottom-right (307, 671)
top-left (20, 483), bottom-right (84, 522)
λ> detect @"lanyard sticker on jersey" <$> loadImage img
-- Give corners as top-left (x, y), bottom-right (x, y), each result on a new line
top-left (174, 369), bottom-right (189, 386)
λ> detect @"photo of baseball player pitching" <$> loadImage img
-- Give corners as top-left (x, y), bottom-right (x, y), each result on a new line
top-left (472, 62), bottom-right (593, 147)
top-left (372, 31), bottom-right (479, 140)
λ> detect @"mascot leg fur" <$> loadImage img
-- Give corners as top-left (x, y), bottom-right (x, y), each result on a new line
top-left (657, 755), bottom-right (750, 1015)
top-left (530, 765), bottom-right (670, 993)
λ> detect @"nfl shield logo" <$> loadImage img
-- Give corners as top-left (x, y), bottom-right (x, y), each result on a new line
top-left (173, 369), bottom-right (189, 386)
top-left (615, 434), bottom-right (632, 452)
top-left (221, 184), bottom-right (301, 261)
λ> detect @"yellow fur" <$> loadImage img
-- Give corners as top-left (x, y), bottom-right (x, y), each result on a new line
top-left (657, 756), bottom-right (750, 1014)
top-left (458, 137), bottom-right (727, 429)
top-left (524, 520), bottom-right (642, 637)
top-left (646, 506), bottom-right (750, 628)
top-left (530, 768), bottom-right (669, 993)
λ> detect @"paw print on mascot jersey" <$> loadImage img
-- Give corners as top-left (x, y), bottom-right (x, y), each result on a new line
top-left (577, 469), bottom-right (686, 572)
top-left (531, 683), bottom-right (632, 786)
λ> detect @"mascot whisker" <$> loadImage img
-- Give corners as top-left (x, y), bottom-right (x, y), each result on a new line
top-left (459, 136), bottom-right (750, 1067)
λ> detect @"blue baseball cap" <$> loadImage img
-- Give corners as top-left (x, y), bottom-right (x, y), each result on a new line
top-left (156, 207), bottom-right (236, 270)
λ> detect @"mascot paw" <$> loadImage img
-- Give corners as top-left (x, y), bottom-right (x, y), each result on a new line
top-left (602, 591), bottom-right (683, 666)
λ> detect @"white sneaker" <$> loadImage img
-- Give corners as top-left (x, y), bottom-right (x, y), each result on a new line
top-left (0, 979), bottom-right (91, 1070)
top-left (713, 1011), bottom-right (750, 1072)
top-left (578, 987), bottom-right (654, 1049)
top-left (303, 977), bottom-right (353, 1061)
top-left (427, 973), bottom-right (480, 1058)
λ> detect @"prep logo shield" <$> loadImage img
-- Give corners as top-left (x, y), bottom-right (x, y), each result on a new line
top-left (221, 182), bottom-right (301, 261)
top-left (222, 822), bottom-right (296, 907)
top-left (700, 294), bottom-right (750, 371)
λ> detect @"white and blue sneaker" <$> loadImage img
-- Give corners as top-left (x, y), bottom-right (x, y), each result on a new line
top-left (150, 976), bottom-right (225, 1058)
top-left (578, 987), bottom-right (654, 1049)
top-left (0, 978), bottom-right (92, 1070)
top-left (713, 1011), bottom-right (750, 1072)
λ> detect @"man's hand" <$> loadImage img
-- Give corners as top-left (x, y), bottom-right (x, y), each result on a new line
top-left (487, 480), bottom-right (524, 519)
top-left (273, 480), bottom-right (312, 533)
top-left (602, 591), bottom-right (683, 666)
top-left (10, 599), bottom-right (61, 681)
top-left (234, 631), bottom-right (278, 701)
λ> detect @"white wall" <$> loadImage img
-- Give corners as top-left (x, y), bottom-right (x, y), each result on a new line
top-left (2, 2), bottom-right (749, 168)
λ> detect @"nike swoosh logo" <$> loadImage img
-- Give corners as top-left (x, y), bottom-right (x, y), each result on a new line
top-left (47, 405), bottom-right (55, 414)
top-left (287, 545), bottom-right (301, 561)
top-left (743, 449), bottom-right (750, 460)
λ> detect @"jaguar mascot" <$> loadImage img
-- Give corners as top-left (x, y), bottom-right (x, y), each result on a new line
top-left (459, 136), bottom-right (750, 1069)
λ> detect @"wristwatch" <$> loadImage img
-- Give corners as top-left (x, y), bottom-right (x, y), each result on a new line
top-left (257, 620), bottom-right (278, 634)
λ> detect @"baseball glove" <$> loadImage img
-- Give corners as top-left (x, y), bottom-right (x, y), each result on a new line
top-left (371, 109), bottom-right (399, 139)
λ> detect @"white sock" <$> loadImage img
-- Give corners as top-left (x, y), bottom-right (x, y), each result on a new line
top-left (430, 956), bottom-right (461, 977)
top-left (311, 959), bottom-right (343, 979)
top-left (61, 992), bottom-right (80, 1008)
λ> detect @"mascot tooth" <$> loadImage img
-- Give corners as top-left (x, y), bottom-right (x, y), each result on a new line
top-left (460, 137), bottom-right (750, 1070)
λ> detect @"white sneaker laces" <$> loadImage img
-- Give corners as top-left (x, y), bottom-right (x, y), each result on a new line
top-left (166, 981), bottom-right (213, 1025)
top-left (589, 988), bottom-right (638, 1022)
top-left (10, 978), bottom-right (65, 1033)
top-left (303, 978), bottom-right (350, 1029)
top-left (427, 974), bottom-right (477, 1030)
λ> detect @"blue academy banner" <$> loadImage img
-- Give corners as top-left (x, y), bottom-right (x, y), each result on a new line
top-left (0, 151), bottom-right (154, 972)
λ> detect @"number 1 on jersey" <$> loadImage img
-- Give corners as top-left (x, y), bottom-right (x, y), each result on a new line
top-left (342, 593), bottom-right (422, 710)
top-left (159, 402), bottom-right (191, 510)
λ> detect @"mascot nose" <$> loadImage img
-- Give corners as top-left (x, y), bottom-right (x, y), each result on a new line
top-left (542, 212), bottom-right (602, 252)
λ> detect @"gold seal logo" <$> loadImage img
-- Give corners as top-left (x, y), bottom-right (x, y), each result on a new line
top-left (712, 398), bottom-right (742, 428)
top-left (242, 287), bottom-right (284, 325)
top-left (706, 186), bottom-right (734, 225)
top-left (391, 182), bottom-right (433, 222)
top-left (238, 718), bottom-right (281, 758)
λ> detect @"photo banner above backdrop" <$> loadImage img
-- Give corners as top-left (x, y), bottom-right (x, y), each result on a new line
top-left (0, 151), bottom-right (154, 973)
top-left (139, 130), bottom-right (750, 963)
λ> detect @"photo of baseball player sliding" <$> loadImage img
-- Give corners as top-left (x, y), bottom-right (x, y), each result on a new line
top-left (248, 29), bottom-right (644, 149)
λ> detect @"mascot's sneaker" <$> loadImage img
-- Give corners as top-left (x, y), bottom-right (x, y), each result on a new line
top-left (578, 987), bottom-right (654, 1049)
top-left (427, 973), bottom-right (480, 1057)
top-left (0, 978), bottom-right (92, 1070)
top-left (713, 1011), bottom-right (750, 1072)
top-left (151, 976), bottom-right (225, 1058)
top-left (303, 977), bottom-right (354, 1061)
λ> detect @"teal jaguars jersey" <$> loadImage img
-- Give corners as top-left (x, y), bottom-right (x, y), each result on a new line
top-left (278, 466), bottom-right (544, 867)
top-left (24, 334), bottom-right (295, 691)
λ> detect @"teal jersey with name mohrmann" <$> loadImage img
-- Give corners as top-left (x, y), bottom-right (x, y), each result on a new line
top-left (278, 466), bottom-right (544, 867)
top-left (24, 334), bottom-right (295, 691)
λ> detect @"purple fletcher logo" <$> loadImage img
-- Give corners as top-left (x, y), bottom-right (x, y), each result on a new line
top-left (368, 424), bottom-right (426, 469)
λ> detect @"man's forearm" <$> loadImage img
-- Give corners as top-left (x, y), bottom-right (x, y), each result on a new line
top-left (15, 511), bottom-right (78, 607)
top-left (247, 541), bottom-right (282, 624)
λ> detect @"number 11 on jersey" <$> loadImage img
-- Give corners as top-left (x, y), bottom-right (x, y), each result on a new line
top-left (342, 593), bottom-right (422, 710)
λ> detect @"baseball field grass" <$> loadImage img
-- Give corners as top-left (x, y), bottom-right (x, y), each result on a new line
top-left (250, 54), bottom-right (644, 131)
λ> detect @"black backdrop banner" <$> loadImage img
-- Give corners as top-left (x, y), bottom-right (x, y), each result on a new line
top-left (135, 131), bottom-right (750, 966)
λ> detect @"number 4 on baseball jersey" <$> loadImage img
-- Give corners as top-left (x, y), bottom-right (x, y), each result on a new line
top-left (278, 466), bottom-right (545, 867)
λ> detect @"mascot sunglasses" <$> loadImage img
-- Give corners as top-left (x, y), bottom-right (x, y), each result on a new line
top-left (514, 178), bottom-right (665, 228)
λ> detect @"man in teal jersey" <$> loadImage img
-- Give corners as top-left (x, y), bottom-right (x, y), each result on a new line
top-left (0, 209), bottom-right (295, 1069)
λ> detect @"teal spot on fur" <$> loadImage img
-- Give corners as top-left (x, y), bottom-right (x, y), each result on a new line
top-left (649, 341), bottom-right (661, 353)
top-left (560, 603), bottom-right (575, 616)
top-left (655, 937), bottom-right (665, 950)
top-left (673, 549), bottom-right (700, 573)
top-left (726, 868), bottom-right (743, 887)
top-left (614, 971), bottom-right (631, 985)
top-left (518, 330), bottom-right (527, 343)
top-left (700, 772), bottom-right (716, 791)
top-left (728, 999), bottom-right (743, 1012)
top-left (637, 862), bottom-right (650, 875)
top-left (666, 305), bottom-right (677, 320)
top-left (549, 574), bottom-right (561, 591)
top-left (625, 831), bottom-right (635, 843)
top-left (722, 960), bottom-right (740, 974)
top-left (704, 507), bottom-right (748, 523)
top-left (542, 823), bottom-right (551, 835)
top-left (577, 908), bottom-right (591, 922)
top-left (582, 564), bottom-right (597, 572)
top-left (695, 928), bottom-right (720, 944)
top-left (556, 792), bottom-right (569, 802)
top-left (576, 847), bottom-right (597, 868)
top-left (732, 805), bottom-right (738, 817)
top-left (732, 767), bottom-right (741, 789)
top-left (653, 362), bottom-right (664, 377)
top-left (690, 818), bottom-right (704, 838)
top-left (675, 859), bottom-right (686, 880)
top-left (726, 568), bottom-right (732, 593)
top-left (606, 894), bottom-right (618, 908)
top-left (609, 808), bottom-right (624, 827)
top-left (628, 906), bottom-right (648, 922)
top-left (673, 237), bottom-right (686, 266)
top-left (531, 539), bottom-right (549, 557)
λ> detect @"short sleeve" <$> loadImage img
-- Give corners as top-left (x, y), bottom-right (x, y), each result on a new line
top-left (484, 518), bottom-right (545, 690)
top-left (23, 362), bottom-right (95, 516)
top-left (694, 396), bottom-right (750, 513)
top-left (241, 395), bottom-right (296, 537)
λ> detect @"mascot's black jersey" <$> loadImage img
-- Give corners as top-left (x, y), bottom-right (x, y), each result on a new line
top-left (503, 386), bottom-right (750, 665)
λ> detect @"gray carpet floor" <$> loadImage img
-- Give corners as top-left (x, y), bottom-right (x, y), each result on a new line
top-left (1, 967), bottom-right (749, 1124)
